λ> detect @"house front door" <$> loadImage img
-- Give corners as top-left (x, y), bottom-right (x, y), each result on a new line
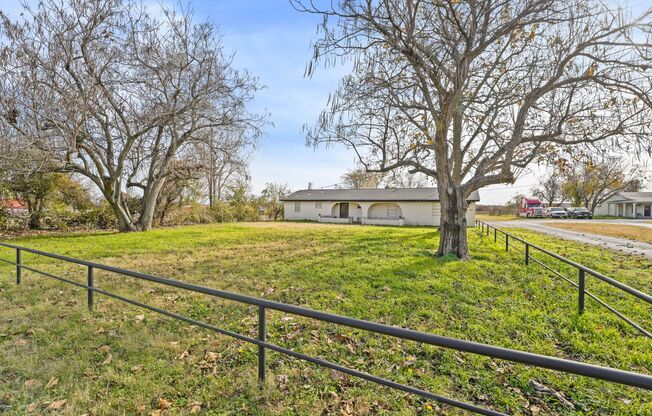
top-left (339, 203), bottom-right (349, 218)
top-left (645, 205), bottom-right (651, 217)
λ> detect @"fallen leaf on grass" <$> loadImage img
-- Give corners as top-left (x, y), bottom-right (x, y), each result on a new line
top-left (24, 379), bottom-right (38, 388)
top-left (45, 377), bottom-right (58, 389)
top-left (176, 350), bottom-right (191, 360)
top-left (189, 403), bottom-right (202, 413)
top-left (157, 398), bottom-right (172, 409)
top-left (530, 380), bottom-right (574, 409)
top-left (97, 345), bottom-right (113, 365)
top-left (135, 314), bottom-right (145, 322)
top-left (26, 403), bottom-right (38, 412)
top-left (131, 365), bottom-right (144, 372)
top-left (46, 399), bottom-right (67, 411)
top-left (13, 338), bottom-right (28, 347)
top-left (276, 374), bottom-right (289, 391)
top-left (102, 353), bottom-right (113, 365)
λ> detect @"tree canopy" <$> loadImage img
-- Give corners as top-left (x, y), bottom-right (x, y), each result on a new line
top-left (294, 0), bottom-right (652, 257)
top-left (0, 0), bottom-right (265, 231)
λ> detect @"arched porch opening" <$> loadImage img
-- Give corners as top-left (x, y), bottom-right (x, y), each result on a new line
top-left (367, 203), bottom-right (403, 219)
top-left (330, 202), bottom-right (362, 221)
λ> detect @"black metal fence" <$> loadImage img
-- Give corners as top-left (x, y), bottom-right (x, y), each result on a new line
top-left (475, 220), bottom-right (652, 339)
top-left (1, 240), bottom-right (651, 416)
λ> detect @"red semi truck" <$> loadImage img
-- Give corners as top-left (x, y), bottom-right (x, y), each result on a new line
top-left (518, 197), bottom-right (544, 218)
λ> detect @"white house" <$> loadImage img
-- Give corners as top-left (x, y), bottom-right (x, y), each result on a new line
top-left (282, 188), bottom-right (480, 226)
top-left (593, 192), bottom-right (652, 218)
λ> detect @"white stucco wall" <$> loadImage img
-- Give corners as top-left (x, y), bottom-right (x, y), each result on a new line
top-left (594, 194), bottom-right (652, 217)
top-left (284, 200), bottom-right (477, 226)
top-left (283, 201), bottom-right (325, 221)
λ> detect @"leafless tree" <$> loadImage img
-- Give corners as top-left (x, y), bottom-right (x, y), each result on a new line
top-left (561, 155), bottom-right (645, 211)
top-left (341, 166), bottom-right (385, 188)
top-left (195, 128), bottom-right (254, 208)
top-left (154, 158), bottom-right (203, 225)
top-left (383, 168), bottom-right (430, 188)
top-left (261, 182), bottom-right (291, 220)
top-left (0, 0), bottom-right (265, 231)
top-left (293, 0), bottom-right (652, 258)
top-left (532, 172), bottom-right (566, 206)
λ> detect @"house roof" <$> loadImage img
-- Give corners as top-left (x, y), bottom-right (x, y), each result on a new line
top-left (281, 188), bottom-right (480, 202)
top-left (609, 191), bottom-right (652, 203)
top-left (1, 199), bottom-right (27, 209)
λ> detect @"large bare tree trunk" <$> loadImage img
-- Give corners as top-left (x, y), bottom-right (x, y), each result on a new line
top-left (137, 177), bottom-right (166, 231)
top-left (437, 186), bottom-right (469, 259)
top-left (110, 201), bottom-right (138, 232)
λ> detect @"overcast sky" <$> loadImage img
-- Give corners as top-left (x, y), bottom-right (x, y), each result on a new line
top-left (3, 1), bottom-right (650, 204)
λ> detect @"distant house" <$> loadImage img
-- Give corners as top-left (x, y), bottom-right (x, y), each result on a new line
top-left (281, 188), bottom-right (480, 226)
top-left (1, 199), bottom-right (28, 216)
top-left (593, 192), bottom-right (652, 218)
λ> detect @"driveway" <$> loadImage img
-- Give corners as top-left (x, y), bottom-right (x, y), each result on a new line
top-left (486, 219), bottom-right (652, 260)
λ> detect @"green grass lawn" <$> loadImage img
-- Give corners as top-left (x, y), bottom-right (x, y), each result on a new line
top-left (0, 222), bottom-right (650, 415)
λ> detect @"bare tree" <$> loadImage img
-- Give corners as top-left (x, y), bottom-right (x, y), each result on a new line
top-left (154, 159), bottom-right (203, 226)
top-left (561, 155), bottom-right (645, 211)
top-left (261, 182), bottom-right (291, 220)
top-left (383, 168), bottom-right (430, 188)
top-left (0, 0), bottom-right (264, 231)
top-left (196, 129), bottom-right (254, 208)
top-left (532, 172), bottom-right (566, 206)
top-left (341, 167), bottom-right (385, 188)
top-left (293, 0), bottom-right (652, 258)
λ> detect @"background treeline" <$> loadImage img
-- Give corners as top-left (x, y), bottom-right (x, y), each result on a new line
top-left (0, 168), bottom-right (290, 232)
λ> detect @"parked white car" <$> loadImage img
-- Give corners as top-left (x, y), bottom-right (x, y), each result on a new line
top-left (545, 207), bottom-right (568, 218)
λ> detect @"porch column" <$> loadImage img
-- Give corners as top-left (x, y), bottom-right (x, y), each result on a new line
top-left (632, 203), bottom-right (637, 218)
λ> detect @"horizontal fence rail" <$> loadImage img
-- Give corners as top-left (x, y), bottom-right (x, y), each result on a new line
top-left (1, 240), bottom-right (651, 416)
top-left (475, 220), bottom-right (652, 339)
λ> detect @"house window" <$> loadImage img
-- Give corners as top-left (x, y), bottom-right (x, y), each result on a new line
top-left (387, 205), bottom-right (398, 218)
top-left (294, 202), bottom-right (301, 212)
top-left (315, 201), bottom-right (322, 209)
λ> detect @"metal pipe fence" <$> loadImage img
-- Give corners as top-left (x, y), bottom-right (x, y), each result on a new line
top-left (1, 239), bottom-right (651, 415)
top-left (475, 220), bottom-right (652, 339)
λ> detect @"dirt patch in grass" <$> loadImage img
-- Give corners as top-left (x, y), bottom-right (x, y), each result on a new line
top-left (547, 222), bottom-right (652, 244)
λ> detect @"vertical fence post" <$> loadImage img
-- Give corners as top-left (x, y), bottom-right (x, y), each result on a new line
top-left (258, 305), bottom-right (266, 389)
top-left (486, 224), bottom-right (490, 236)
top-left (16, 249), bottom-right (21, 285)
top-left (578, 269), bottom-right (585, 314)
top-left (87, 266), bottom-right (94, 310)
top-left (505, 234), bottom-right (509, 251)
top-left (494, 228), bottom-right (497, 242)
top-left (525, 243), bottom-right (529, 265)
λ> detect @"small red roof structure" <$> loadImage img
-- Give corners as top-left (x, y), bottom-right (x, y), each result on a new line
top-left (1, 199), bottom-right (27, 209)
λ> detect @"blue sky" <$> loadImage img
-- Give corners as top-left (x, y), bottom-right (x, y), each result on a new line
top-left (188, 1), bottom-right (357, 193)
top-left (3, 1), bottom-right (650, 204)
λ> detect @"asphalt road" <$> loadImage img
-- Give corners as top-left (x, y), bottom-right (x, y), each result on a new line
top-left (486, 219), bottom-right (652, 260)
